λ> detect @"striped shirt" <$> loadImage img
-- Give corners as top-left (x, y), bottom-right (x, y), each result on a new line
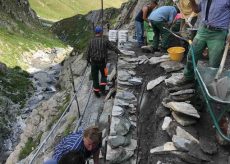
top-left (52, 130), bottom-right (99, 161)
top-left (86, 35), bottom-right (120, 63)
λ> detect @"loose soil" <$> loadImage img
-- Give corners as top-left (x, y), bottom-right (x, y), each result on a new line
top-left (133, 46), bottom-right (230, 164)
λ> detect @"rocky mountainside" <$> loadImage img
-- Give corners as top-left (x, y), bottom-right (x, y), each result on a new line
top-left (0, 0), bottom-right (39, 27)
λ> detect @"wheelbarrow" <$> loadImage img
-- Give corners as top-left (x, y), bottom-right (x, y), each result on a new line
top-left (190, 46), bottom-right (230, 143)
top-left (164, 27), bottom-right (230, 142)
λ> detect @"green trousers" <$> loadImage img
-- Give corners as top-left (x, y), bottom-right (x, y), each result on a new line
top-left (91, 62), bottom-right (107, 92)
top-left (184, 27), bottom-right (228, 80)
top-left (151, 21), bottom-right (171, 52)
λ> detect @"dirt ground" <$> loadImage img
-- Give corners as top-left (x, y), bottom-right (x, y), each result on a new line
top-left (132, 46), bottom-right (230, 164)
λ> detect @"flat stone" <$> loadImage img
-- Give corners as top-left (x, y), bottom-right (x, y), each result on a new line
top-left (162, 117), bottom-right (172, 130)
top-left (166, 121), bottom-right (178, 137)
top-left (149, 55), bottom-right (170, 65)
top-left (160, 61), bottom-right (184, 73)
top-left (172, 151), bottom-right (202, 164)
top-left (170, 89), bottom-right (195, 96)
top-left (188, 143), bottom-right (212, 162)
top-left (118, 80), bottom-right (134, 86)
top-left (168, 83), bottom-right (195, 93)
top-left (108, 135), bottom-right (131, 148)
top-left (176, 126), bottom-right (199, 144)
top-left (199, 137), bottom-right (217, 155)
top-left (156, 104), bottom-right (171, 118)
top-left (116, 91), bottom-right (136, 102)
top-left (112, 106), bottom-right (124, 117)
top-left (141, 45), bottom-right (152, 53)
top-left (147, 76), bottom-right (167, 90)
top-left (172, 112), bottom-right (197, 126)
top-left (150, 142), bottom-right (177, 154)
top-left (118, 60), bottom-right (136, 69)
top-left (110, 117), bottom-right (131, 136)
top-left (106, 145), bottom-right (124, 162)
top-left (166, 102), bottom-right (200, 118)
top-left (121, 57), bottom-right (138, 63)
top-left (128, 70), bottom-right (136, 76)
top-left (125, 139), bottom-right (137, 151)
top-left (170, 94), bottom-right (195, 102)
top-left (172, 135), bottom-right (192, 151)
top-left (128, 77), bottom-right (142, 85)
top-left (165, 73), bottom-right (184, 86)
top-left (120, 50), bottom-right (136, 56)
top-left (118, 70), bottom-right (132, 81)
top-left (114, 99), bottom-right (129, 107)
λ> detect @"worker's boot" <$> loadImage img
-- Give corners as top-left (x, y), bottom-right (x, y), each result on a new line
top-left (94, 90), bottom-right (101, 98)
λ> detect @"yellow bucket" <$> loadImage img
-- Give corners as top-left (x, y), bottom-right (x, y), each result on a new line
top-left (167, 47), bottom-right (185, 62)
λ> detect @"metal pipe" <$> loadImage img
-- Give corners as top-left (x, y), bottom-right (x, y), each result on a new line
top-left (29, 65), bottom-right (89, 163)
top-left (74, 82), bottom-right (93, 132)
top-left (101, 0), bottom-right (104, 30)
top-left (70, 64), bottom-right (81, 117)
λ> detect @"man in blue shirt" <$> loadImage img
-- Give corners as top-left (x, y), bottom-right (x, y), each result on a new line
top-left (148, 6), bottom-right (180, 52)
top-left (52, 126), bottom-right (101, 164)
top-left (180, 0), bottom-right (230, 84)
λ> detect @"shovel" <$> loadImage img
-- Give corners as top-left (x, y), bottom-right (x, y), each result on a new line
top-left (208, 42), bottom-right (229, 99)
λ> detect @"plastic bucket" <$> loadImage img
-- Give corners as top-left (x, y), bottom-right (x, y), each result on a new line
top-left (167, 47), bottom-right (185, 62)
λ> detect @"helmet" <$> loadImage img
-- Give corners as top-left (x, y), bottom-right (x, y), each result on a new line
top-left (95, 26), bottom-right (103, 33)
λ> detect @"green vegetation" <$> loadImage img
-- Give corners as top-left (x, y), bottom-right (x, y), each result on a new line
top-left (28, 0), bottom-right (127, 21)
top-left (51, 15), bottom-right (93, 51)
top-left (63, 116), bottom-right (77, 136)
top-left (47, 94), bottom-right (71, 131)
top-left (0, 19), bottom-right (66, 69)
top-left (19, 132), bottom-right (43, 160)
top-left (0, 66), bottom-right (33, 107)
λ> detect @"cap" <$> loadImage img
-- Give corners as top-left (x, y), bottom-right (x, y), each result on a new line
top-left (95, 26), bottom-right (103, 33)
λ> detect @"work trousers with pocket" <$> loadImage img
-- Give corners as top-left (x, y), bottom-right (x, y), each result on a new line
top-left (184, 27), bottom-right (228, 80)
top-left (91, 61), bottom-right (107, 92)
top-left (150, 21), bottom-right (171, 52)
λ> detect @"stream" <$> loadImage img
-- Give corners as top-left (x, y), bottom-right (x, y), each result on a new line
top-left (2, 47), bottom-right (72, 161)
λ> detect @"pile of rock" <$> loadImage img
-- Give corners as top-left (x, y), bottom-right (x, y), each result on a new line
top-left (103, 49), bottom-right (149, 163)
top-left (146, 52), bottom-right (218, 163)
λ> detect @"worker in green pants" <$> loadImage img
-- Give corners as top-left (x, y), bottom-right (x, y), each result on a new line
top-left (184, 28), bottom-right (228, 80)
top-left (179, 0), bottom-right (230, 84)
top-left (148, 6), bottom-right (180, 53)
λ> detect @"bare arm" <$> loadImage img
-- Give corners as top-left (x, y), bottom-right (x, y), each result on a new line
top-left (93, 149), bottom-right (100, 164)
top-left (142, 6), bottom-right (149, 22)
top-left (189, 0), bottom-right (199, 13)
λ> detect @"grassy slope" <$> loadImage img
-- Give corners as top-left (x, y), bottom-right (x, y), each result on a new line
top-left (28, 0), bottom-right (127, 20)
top-left (0, 13), bottom-right (65, 69)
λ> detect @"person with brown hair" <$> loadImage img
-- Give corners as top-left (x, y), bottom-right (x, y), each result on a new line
top-left (135, 0), bottom-right (158, 47)
top-left (52, 126), bottom-right (101, 164)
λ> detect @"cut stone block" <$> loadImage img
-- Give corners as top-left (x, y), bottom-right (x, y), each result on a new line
top-left (172, 112), bottom-right (197, 126)
top-left (166, 102), bottom-right (200, 118)
top-left (150, 142), bottom-right (177, 154)
top-left (172, 135), bottom-right (192, 151)
top-left (162, 117), bottom-right (172, 130)
top-left (149, 55), bottom-right (170, 65)
top-left (176, 126), bottom-right (199, 144)
top-left (160, 61), bottom-right (184, 72)
top-left (110, 117), bottom-right (131, 136)
top-left (165, 73), bottom-right (184, 86)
